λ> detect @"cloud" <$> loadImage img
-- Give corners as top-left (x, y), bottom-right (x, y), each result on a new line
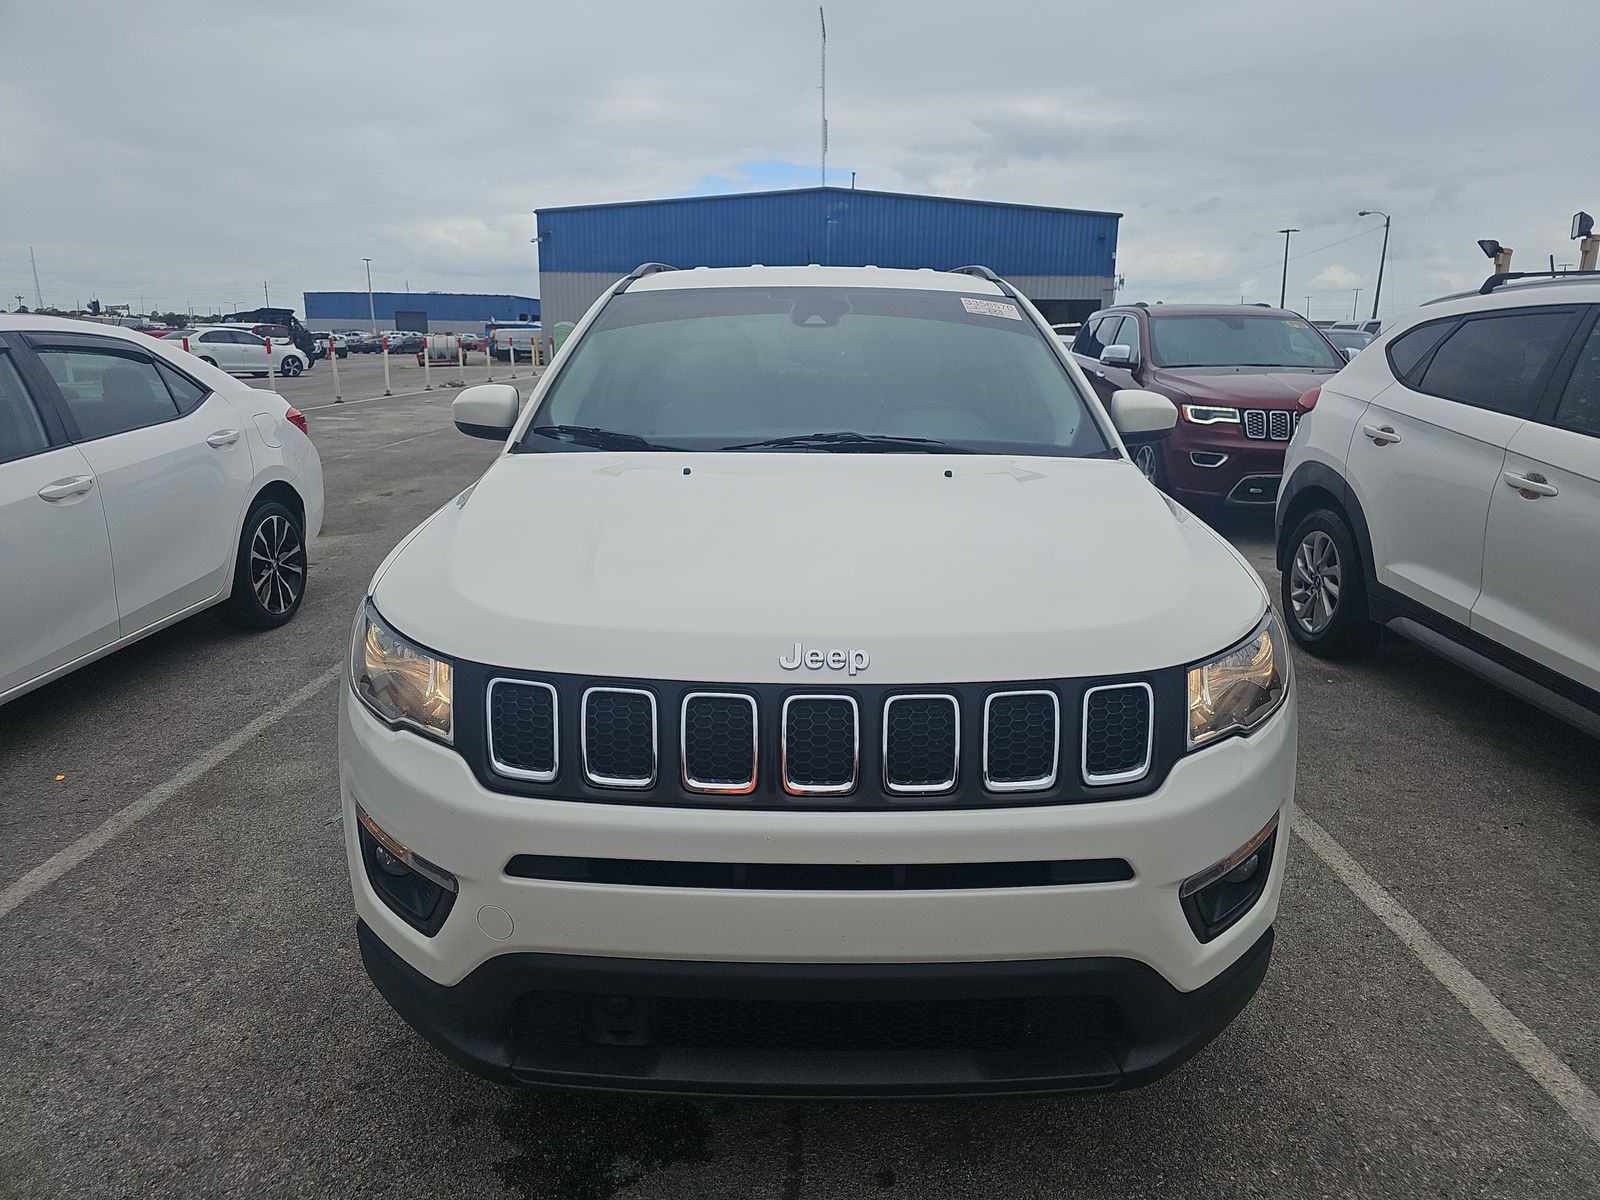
top-left (1310, 265), bottom-right (1362, 290)
top-left (2, 0), bottom-right (1597, 319)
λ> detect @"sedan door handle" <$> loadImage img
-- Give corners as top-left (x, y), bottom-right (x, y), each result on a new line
top-left (1362, 423), bottom-right (1401, 446)
top-left (1504, 470), bottom-right (1559, 499)
top-left (38, 475), bottom-right (96, 501)
top-left (206, 429), bottom-right (241, 448)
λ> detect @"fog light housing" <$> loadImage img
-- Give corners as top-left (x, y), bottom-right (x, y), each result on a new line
top-left (356, 805), bottom-right (458, 936)
top-left (1180, 814), bottom-right (1279, 943)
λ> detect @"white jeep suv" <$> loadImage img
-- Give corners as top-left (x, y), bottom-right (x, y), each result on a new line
top-left (340, 264), bottom-right (1297, 1096)
top-left (1278, 273), bottom-right (1600, 735)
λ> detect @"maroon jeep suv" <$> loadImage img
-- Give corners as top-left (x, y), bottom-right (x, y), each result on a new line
top-left (1069, 304), bottom-right (1345, 509)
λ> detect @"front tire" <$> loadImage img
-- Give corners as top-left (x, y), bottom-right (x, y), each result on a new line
top-left (1132, 441), bottom-right (1168, 490)
top-left (224, 500), bottom-right (307, 629)
top-left (1281, 508), bottom-right (1373, 658)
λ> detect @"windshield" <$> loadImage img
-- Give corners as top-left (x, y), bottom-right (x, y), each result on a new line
top-left (1149, 314), bottom-right (1343, 369)
top-left (519, 286), bottom-right (1111, 457)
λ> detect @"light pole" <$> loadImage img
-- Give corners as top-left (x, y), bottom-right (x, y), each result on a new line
top-left (1277, 228), bottom-right (1299, 308)
top-left (363, 258), bottom-right (377, 334)
top-left (1304, 294), bottom-right (1312, 318)
top-left (1352, 289), bottom-right (1362, 321)
top-left (1358, 210), bottom-right (1390, 321)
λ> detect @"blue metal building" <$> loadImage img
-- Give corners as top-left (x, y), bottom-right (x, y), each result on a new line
top-left (302, 291), bottom-right (538, 335)
top-left (535, 187), bottom-right (1119, 331)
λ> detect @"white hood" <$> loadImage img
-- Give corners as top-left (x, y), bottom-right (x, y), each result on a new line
top-left (372, 452), bottom-right (1267, 684)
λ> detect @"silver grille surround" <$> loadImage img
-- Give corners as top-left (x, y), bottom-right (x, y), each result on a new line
top-left (881, 693), bottom-right (960, 795)
top-left (1081, 682), bottom-right (1155, 786)
top-left (1242, 408), bottom-right (1296, 441)
top-left (981, 690), bottom-right (1061, 793)
top-left (486, 677), bottom-right (559, 783)
top-left (581, 686), bottom-right (658, 789)
top-left (781, 694), bottom-right (860, 796)
top-left (680, 691), bottom-right (758, 795)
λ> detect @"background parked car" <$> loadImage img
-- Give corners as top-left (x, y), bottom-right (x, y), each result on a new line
top-left (1324, 327), bottom-right (1375, 356)
top-left (1278, 273), bottom-right (1600, 735)
top-left (0, 316), bottom-right (323, 705)
top-left (1070, 303), bottom-right (1345, 509)
top-left (163, 326), bottom-right (309, 377)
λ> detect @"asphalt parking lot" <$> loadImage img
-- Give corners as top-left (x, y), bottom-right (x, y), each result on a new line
top-left (3, 366), bottom-right (1599, 1200)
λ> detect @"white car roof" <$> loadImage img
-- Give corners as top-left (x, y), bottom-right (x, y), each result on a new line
top-left (629, 265), bottom-right (1005, 295)
top-left (0, 314), bottom-right (194, 342)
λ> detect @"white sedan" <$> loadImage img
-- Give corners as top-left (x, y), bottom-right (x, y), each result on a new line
top-left (162, 325), bottom-right (308, 377)
top-left (0, 316), bottom-right (324, 705)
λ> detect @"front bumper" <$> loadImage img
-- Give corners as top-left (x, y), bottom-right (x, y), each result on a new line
top-left (340, 684), bottom-right (1295, 1093)
top-left (358, 917), bottom-right (1274, 1097)
top-left (1162, 422), bottom-right (1290, 506)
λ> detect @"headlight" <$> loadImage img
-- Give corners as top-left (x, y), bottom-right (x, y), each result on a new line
top-left (350, 600), bottom-right (453, 742)
top-left (1187, 613), bottom-right (1289, 749)
top-left (1181, 404), bottom-right (1241, 424)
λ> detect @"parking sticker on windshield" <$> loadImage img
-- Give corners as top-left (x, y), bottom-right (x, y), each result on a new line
top-left (961, 297), bottom-right (1022, 320)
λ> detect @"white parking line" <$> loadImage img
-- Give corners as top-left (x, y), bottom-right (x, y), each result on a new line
top-left (0, 666), bottom-right (341, 922)
top-left (327, 429), bottom-right (452, 461)
top-left (300, 386), bottom-right (447, 411)
top-left (1295, 813), bottom-right (1600, 1149)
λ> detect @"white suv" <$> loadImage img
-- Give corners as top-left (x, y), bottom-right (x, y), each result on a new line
top-left (340, 264), bottom-right (1297, 1096)
top-left (1278, 274), bottom-right (1600, 735)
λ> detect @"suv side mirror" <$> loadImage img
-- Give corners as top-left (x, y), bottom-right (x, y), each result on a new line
top-left (1100, 344), bottom-right (1136, 368)
top-left (453, 383), bottom-right (521, 440)
top-left (1109, 389), bottom-right (1177, 445)
top-left (1341, 346), bottom-right (1360, 362)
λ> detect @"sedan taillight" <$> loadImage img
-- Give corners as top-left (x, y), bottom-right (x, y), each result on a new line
top-left (286, 407), bottom-right (308, 434)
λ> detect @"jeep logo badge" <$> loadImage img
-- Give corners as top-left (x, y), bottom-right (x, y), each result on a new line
top-left (779, 643), bottom-right (870, 676)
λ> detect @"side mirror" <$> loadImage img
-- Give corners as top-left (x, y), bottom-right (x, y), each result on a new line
top-left (1341, 346), bottom-right (1360, 362)
top-left (1100, 344), bottom-right (1136, 368)
top-left (1109, 389), bottom-right (1177, 445)
top-left (453, 383), bottom-right (521, 440)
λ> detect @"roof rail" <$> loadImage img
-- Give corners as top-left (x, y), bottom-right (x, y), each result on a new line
top-left (949, 264), bottom-right (1020, 299)
top-left (614, 262), bottom-right (678, 295)
top-left (1480, 269), bottom-right (1600, 295)
top-left (1132, 301), bottom-right (1149, 308)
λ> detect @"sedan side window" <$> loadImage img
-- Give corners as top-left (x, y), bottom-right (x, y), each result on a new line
top-left (197, 331), bottom-right (229, 344)
top-left (0, 353), bottom-right (52, 464)
top-left (1553, 321), bottom-right (1600, 438)
top-left (36, 348), bottom-right (181, 441)
top-left (1415, 310), bottom-right (1577, 418)
top-left (155, 360), bottom-right (211, 415)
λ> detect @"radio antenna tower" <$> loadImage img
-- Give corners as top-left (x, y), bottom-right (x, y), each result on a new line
top-left (819, 7), bottom-right (828, 186)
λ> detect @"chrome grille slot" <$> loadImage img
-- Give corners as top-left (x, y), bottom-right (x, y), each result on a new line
top-left (681, 692), bottom-right (758, 794)
top-left (582, 687), bottom-right (657, 788)
top-left (1268, 410), bottom-right (1292, 440)
top-left (882, 694), bottom-right (959, 794)
top-left (1242, 409), bottom-right (1267, 439)
top-left (1082, 683), bottom-right (1153, 785)
top-left (487, 679), bottom-right (559, 782)
top-left (782, 695), bottom-right (859, 795)
top-left (982, 691), bottom-right (1060, 791)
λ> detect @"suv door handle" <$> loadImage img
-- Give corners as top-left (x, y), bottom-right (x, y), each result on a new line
top-left (1504, 470), bottom-right (1558, 499)
top-left (38, 475), bottom-right (96, 501)
top-left (1362, 423), bottom-right (1401, 446)
top-left (206, 429), bottom-right (241, 448)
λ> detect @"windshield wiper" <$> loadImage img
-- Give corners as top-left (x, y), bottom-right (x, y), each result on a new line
top-left (528, 424), bottom-right (678, 451)
top-left (720, 431), bottom-right (971, 453)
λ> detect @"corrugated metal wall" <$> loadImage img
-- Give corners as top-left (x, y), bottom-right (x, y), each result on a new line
top-left (536, 188), bottom-right (1119, 278)
top-left (303, 292), bottom-right (539, 323)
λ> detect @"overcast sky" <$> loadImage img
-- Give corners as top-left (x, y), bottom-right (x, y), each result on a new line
top-left (2, 1), bottom-right (1593, 322)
